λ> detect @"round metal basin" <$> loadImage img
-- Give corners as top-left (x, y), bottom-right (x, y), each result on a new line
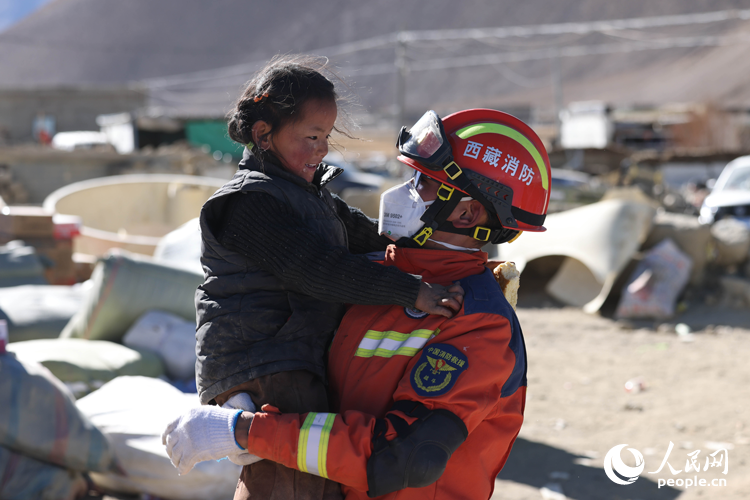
top-left (43, 174), bottom-right (226, 256)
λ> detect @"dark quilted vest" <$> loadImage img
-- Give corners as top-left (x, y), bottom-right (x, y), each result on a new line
top-left (195, 154), bottom-right (347, 405)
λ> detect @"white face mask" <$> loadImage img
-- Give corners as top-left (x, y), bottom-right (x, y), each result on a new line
top-left (378, 175), bottom-right (475, 242)
top-left (378, 178), bottom-right (433, 240)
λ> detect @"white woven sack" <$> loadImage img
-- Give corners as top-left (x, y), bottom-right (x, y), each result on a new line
top-left (76, 376), bottom-right (240, 500)
top-left (123, 310), bottom-right (197, 381)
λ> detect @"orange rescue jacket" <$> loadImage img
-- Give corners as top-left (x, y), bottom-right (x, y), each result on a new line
top-left (247, 246), bottom-right (527, 499)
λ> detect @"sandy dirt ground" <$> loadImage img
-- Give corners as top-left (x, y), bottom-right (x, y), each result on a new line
top-left (93, 295), bottom-right (749, 500)
top-left (491, 301), bottom-right (750, 500)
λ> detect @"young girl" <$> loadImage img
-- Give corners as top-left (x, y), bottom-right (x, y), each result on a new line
top-left (194, 56), bottom-right (463, 500)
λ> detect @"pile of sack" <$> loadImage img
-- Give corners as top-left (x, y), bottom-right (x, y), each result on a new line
top-left (0, 219), bottom-right (240, 499)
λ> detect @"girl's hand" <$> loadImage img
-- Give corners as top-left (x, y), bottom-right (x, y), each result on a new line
top-left (415, 281), bottom-right (464, 318)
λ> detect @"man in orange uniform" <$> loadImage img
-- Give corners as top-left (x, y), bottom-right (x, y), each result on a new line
top-left (164, 109), bottom-right (551, 500)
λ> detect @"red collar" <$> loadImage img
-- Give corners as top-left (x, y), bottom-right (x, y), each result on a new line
top-left (381, 245), bottom-right (488, 285)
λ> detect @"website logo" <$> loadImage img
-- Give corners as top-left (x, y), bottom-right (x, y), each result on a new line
top-left (604, 444), bottom-right (645, 485)
top-left (604, 441), bottom-right (729, 489)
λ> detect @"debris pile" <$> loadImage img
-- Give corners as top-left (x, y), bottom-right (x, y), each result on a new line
top-left (491, 180), bottom-right (750, 323)
top-left (0, 218), bottom-right (227, 499)
top-left (0, 203), bottom-right (79, 285)
top-left (615, 239), bottom-right (692, 319)
top-left (0, 163), bottom-right (29, 204)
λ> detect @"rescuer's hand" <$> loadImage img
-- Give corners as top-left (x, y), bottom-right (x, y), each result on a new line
top-left (415, 281), bottom-right (464, 318)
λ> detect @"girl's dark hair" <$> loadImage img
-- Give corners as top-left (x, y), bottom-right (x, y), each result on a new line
top-left (228, 55), bottom-right (345, 163)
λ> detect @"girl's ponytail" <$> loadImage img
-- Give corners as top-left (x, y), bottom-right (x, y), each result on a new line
top-left (227, 55), bottom-right (344, 164)
top-left (227, 108), bottom-right (253, 147)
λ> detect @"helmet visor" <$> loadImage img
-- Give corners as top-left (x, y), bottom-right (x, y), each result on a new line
top-left (397, 110), bottom-right (453, 171)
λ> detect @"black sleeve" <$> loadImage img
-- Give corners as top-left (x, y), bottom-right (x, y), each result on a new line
top-left (329, 192), bottom-right (394, 254)
top-left (216, 192), bottom-right (421, 307)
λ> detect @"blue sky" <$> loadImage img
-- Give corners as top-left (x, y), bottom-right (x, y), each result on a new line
top-left (0, 0), bottom-right (53, 33)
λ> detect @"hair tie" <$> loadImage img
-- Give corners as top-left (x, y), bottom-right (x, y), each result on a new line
top-left (253, 93), bottom-right (269, 103)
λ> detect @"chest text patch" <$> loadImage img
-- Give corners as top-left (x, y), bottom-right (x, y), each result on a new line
top-left (411, 343), bottom-right (468, 397)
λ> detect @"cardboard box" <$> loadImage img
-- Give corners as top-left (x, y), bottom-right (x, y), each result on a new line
top-left (0, 230), bottom-right (79, 284)
top-left (0, 206), bottom-right (54, 239)
top-left (9, 236), bottom-right (77, 285)
top-left (72, 253), bottom-right (96, 283)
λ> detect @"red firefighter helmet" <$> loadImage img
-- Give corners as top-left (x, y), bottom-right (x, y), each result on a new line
top-left (397, 109), bottom-right (551, 233)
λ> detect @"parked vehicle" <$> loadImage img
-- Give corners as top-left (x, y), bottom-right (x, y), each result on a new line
top-left (699, 155), bottom-right (750, 224)
top-left (323, 155), bottom-right (386, 195)
top-left (547, 168), bottom-right (606, 212)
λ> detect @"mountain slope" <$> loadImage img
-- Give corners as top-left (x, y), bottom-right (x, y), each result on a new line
top-left (1, 0), bottom-right (749, 115)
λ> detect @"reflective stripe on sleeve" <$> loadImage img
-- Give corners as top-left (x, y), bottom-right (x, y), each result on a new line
top-left (355, 329), bottom-right (437, 358)
top-left (297, 412), bottom-right (336, 477)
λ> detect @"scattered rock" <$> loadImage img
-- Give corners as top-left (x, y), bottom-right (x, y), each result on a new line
top-left (623, 402), bottom-right (644, 412)
top-left (549, 471), bottom-right (571, 481)
top-left (704, 441), bottom-right (734, 451)
top-left (624, 377), bottom-right (647, 393)
top-left (573, 457), bottom-right (596, 466)
top-left (573, 451), bottom-right (599, 466)
top-left (718, 275), bottom-right (750, 307)
top-left (675, 323), bottom-right (695, 342)
top-left (643, 212), bottom-right (711, 286)
top-left (704, 293), bottom-right (719, 306)
top-left (540, 482), bottom-right (566, 500)
top-left (617, 320), bottom-right (637, 330)
top-left (657, 322), bottom-right (676, 333)
top-left (711, 218), bottom-right (750, 267)
top-left (0, 164), bottom-right (29, 204)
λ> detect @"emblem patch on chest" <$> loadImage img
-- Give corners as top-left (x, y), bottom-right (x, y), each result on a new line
top-left (411, 343), bottom-right (468, 397)
top-left (404, 307), bottom-right (429, 319)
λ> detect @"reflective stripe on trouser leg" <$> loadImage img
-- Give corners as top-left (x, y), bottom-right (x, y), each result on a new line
top-left (297, 412), bottom-right (336, 477)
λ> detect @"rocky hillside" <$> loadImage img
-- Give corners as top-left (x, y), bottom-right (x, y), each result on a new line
top-left (1, 0), bottom-right (749, 116)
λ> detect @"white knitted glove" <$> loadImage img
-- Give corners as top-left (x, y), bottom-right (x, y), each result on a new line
top-left (221, 394), bottom-right (263, 466)
top-left (162, 406), bottom-right (245, 475)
